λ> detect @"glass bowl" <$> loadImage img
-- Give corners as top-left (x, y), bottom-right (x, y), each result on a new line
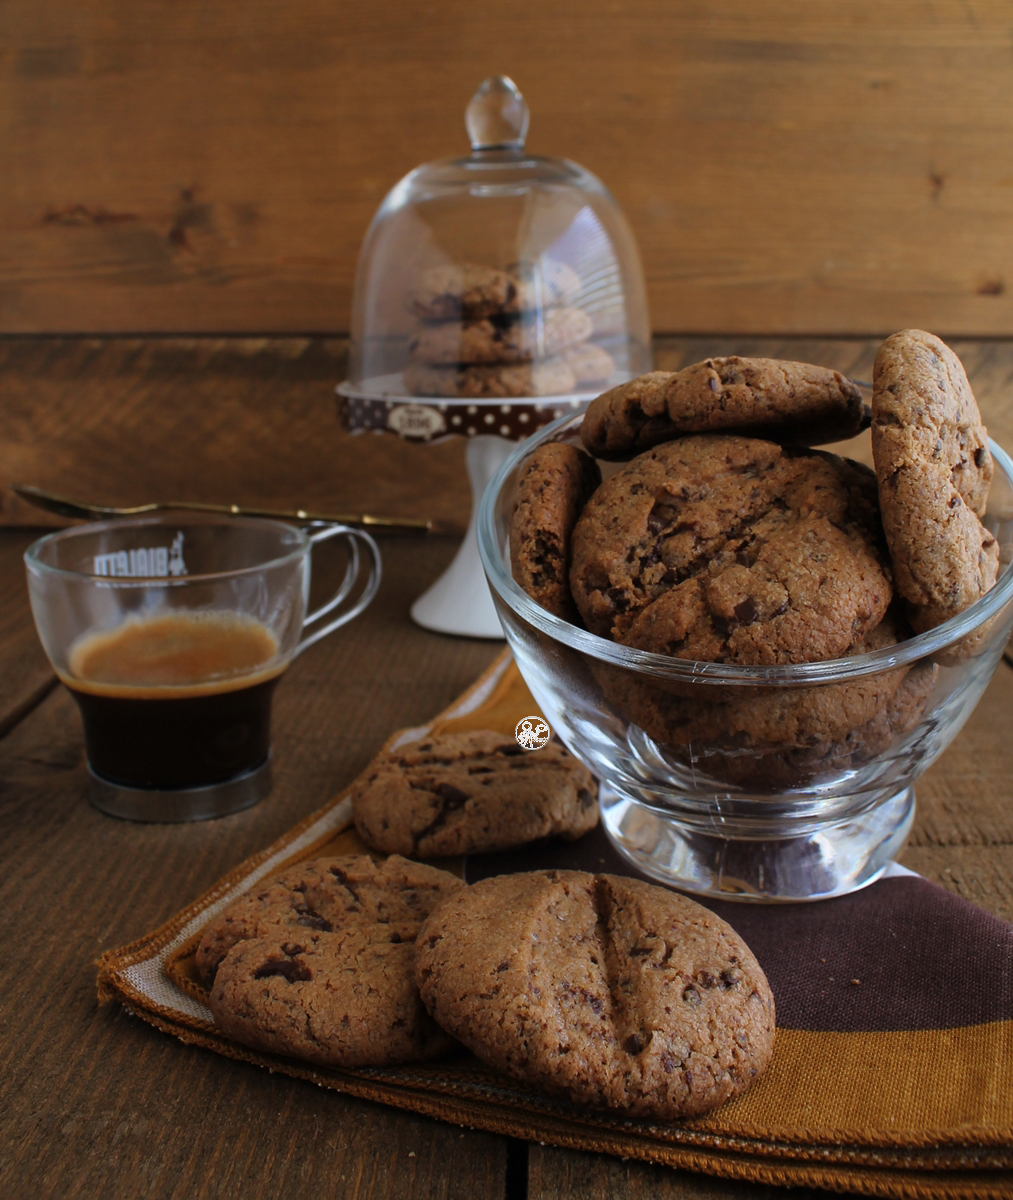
top-left (477, 412), bottom-right (1013, 902)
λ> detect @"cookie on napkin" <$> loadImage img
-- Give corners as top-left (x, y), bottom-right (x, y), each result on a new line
top-left (350, 730), bottom-right (598, 858)
top-left (415, 869), bottom-right (776, 1119)
top-left (197, 854), bottom-right (465, 1068)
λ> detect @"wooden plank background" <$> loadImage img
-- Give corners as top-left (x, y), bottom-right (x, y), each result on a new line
top-left (4, 1), bottom-right (1013, 336)
top-left (3, 334), bottom-right (1011, 529)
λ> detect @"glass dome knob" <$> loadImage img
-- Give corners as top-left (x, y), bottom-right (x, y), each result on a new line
top-left (465, 75), bottom-right (529, 152)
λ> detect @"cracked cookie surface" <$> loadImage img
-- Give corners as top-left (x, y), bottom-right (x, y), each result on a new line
top-left (581, 358), bottom-right (869, 459)
top-left (510, 443), bottom-right (602, 620)
top-left (872, 329), bottom-right (999, 634)
top-left (350, 731), bottom-right (598, 858)
top-left (198, 854), bottom-right (464, 1067)
top-left (570, 435), bottom-right (892, 665)
top-left (414, 869), bottom-right (775, 1118)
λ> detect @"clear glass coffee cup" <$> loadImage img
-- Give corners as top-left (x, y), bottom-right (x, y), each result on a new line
top-left (25, 514), bottom-right (381, 822)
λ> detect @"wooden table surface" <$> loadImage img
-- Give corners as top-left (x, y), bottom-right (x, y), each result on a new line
top-left (1, 336), bottom-right (1011, 1200)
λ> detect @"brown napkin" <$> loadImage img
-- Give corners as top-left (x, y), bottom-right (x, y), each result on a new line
top-left (98, 651), bottom-right (1013, 1199)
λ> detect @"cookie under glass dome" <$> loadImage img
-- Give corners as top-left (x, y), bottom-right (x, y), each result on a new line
top-left (345, 75), bottom-right (651, 402)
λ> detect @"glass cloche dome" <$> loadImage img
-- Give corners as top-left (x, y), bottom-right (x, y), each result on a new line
top-left (345, 75), bottom-right (651, 402)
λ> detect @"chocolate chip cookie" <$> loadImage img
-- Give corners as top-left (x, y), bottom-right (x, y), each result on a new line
top-left (507, 258), bottom-right (582, 309)
top-left (510, 443), bottom-right (602, 619)
top-left (404, 359), bottom-right (576, 398)
top-left (593, 609), bottom-right (936, 788)
top-left (564, 342), bottom-right (615, 386)
top-left (411, 260), bottom-right (580, 321)
top-left (198, 854), bottom-right (465, 1067)
top-left (871, 329), bottom-right (999, 634)
top-left (350, 731), bottom-right (598, 858)
top-left (581, 359), bottom-right (869, 459)
top-left (415, 870), bottom-right (775, 1118)
top-left (409, 307), bottom-right (593, 365)
top-left (570, 435), bottom-right (892, 665)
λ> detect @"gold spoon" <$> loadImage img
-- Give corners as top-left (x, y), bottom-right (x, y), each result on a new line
top-left (11, 484), bottom-right (438, 535)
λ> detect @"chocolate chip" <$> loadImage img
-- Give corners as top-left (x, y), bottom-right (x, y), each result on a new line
top-left (435, 783), bottom-right (469, 805)
top-left (608, 587), bottom-right (630, 613)
top-left (295, 911), bottom-right (333, 932)
top-left (624, 1033), bottom-right (644, 1055)
top-left (733, 597), bottom-right (758, 625)
top-left (254, 958), bottom-right (312, 982)
top-left (974, 446), bottom-right (986, 468)
top-left (328, 867), bottom-right (362, 904)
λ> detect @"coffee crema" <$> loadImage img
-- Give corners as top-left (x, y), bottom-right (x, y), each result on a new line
top-left (61, 612), bottom-right (286, 791)
top-left (64, 611), bottom-right (282, 696)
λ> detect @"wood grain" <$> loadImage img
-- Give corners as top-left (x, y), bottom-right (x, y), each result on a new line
top-left (902, 663), bottom-right (1013, 923)
top-left (0, 337), bottom-right (471, 532)
top-left (4, 1), bottom-right (1013, 336)
top-left (0, 528), bottom-right (56, 736)
top-left (3, 334), bottom-right (1011, 535)
top-left (528, 1146), bottom-right (829, 1200)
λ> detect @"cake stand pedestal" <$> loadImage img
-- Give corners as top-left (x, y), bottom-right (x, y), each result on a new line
top-left (337, 381), bottom-right (589, 638)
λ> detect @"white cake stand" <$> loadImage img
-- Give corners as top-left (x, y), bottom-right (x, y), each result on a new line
top-left (337, 377), bottom-right (595, 638)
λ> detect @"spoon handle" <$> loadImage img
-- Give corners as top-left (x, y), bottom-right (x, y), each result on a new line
top-left (172, 500), bottom-right (434, 534)
top-left (11, 485), bottom-right (435, 535)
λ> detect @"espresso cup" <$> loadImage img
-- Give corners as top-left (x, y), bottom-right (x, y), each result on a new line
top-left (25, 514), bottom-right (381, 822)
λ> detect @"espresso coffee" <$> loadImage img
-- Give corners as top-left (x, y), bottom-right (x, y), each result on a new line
top-left (61, 612), bottom-right (285, 790)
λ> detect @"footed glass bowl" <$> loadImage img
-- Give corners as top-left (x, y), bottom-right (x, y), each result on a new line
top-left (477, 412), bottom-right (1013, 902)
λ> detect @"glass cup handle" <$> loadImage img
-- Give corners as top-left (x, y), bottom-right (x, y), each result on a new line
top-left (293, 523), bottom-right (382, 658)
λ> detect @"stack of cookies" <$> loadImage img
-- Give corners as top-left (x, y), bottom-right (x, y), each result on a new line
top-left (508, 331), bottom-right (1000, 786)
top-left (403, 260), bottom-right (615, 398)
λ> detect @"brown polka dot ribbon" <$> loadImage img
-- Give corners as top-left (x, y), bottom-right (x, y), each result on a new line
top-left (337, 392), bottom-right (587, 444)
